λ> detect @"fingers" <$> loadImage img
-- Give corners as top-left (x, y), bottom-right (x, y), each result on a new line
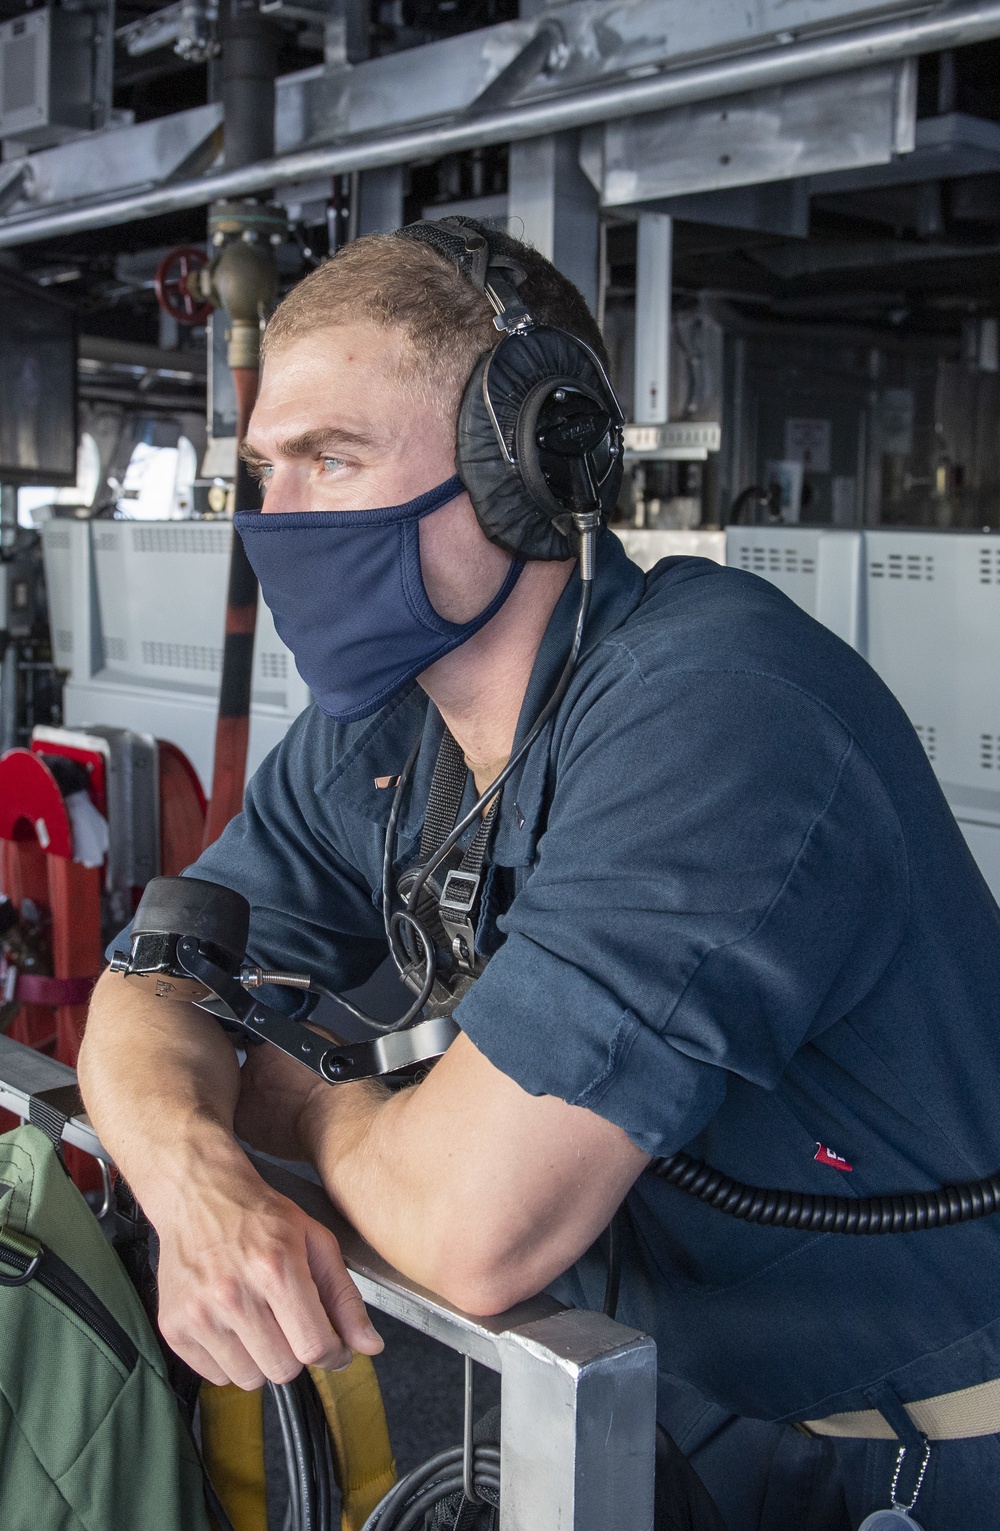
top-left (305, 1222), bottom-right (384, 1357)
top-left (172, 1334), bottom-right (232, 1389)
top-left (160, 1272), bottom-right (305, 1389)
top-left (156, 1199), bottom-right (381, 1388)
top-left (254, 1234), bottom-right (355, 1373)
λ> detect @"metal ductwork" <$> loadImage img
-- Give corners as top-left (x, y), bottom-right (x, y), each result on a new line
top-left (3, 0), bottom-right (1000, 247)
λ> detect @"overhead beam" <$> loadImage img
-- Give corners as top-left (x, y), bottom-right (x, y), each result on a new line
top-left (4, 0), bottom-right (1000, 245)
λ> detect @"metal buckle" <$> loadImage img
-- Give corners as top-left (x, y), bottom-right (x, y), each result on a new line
top-left (0, 1230), bottom-right (43, 1287)
top-left (439, 870), bottom-right (480, 916)
top-left (438, 870), bottom-right (482, 975)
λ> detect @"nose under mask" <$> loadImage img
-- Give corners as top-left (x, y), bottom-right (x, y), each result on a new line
top-left (234, 475), bottom-right (523, 723)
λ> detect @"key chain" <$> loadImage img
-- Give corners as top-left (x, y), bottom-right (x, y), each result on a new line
top-left (858, 1441), bottom-right (931, 1530)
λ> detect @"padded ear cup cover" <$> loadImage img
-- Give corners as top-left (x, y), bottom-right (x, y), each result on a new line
top-left (456, 326), bottom-right (624, 562)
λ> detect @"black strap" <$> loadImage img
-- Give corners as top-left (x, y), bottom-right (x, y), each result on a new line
top-left (415, 729), bottom-right (502, 976)
top-left (458, 797), bottom-right (500, 878)
top-left (27, 1082), bottom-right (83, 1172)
top-left (419, 729), bottom-right (469, 863)
top-left (419, 729), bottom-right (501, 884)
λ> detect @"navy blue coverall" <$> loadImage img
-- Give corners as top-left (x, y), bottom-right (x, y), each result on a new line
top-left (173, 534), bottom-right (1000, 1528)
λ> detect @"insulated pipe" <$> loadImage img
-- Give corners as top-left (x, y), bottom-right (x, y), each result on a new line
top-left (200, 366), bottom-right (261, 850)
top-left (201, 0), bottom-right (278, 850)
top-left (220, 0), bottom-right (278, 169)
top-left (3, 0), bottom-right (1000, 246)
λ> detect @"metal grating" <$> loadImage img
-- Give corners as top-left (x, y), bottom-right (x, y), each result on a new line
top-left (45, 529), bottom-right (70, 550)
top-left (870, 552), bottom-right (934, 581)
top-left (980, 734), bottom-right (1000, 770)
top-left (737, 545), bottom-right (816, 576)
top-left (54, 629), bottom-right (73, 654)
top-left (257, 651), bottom-right (288, 680)
top-left (104, 635), bottom-right (127, 660)
top-left (93, 532), bottom-right (119, 552)
top-left (913, 724), bottom-right (937, 763)
top-left (141, 640), bottom-right (222, 671)
top-left (132, 525), bottom-right (230, 555)
top-left (979, 547), bottom-right (1000, 584)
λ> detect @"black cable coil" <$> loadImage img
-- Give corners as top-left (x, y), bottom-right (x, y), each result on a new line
top-left (651, 1150), bottom-right (1000, 1234)
top-left (361, 1445), bottom-right (500, 1531)
top-left (269, 1373), bottom-right (337, 1531)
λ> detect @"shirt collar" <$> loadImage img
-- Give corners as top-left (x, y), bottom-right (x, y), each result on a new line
top-left (325, 531), bottom-right (645, 861)
top-left (490, 531), bottom-right (645, 863)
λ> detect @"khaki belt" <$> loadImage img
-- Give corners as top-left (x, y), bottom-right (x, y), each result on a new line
top-left (800, 1377), bottom-right (1000, 1441)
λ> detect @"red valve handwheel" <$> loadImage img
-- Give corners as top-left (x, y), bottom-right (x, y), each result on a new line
top-left (154, 245), bottom-right (213, 325)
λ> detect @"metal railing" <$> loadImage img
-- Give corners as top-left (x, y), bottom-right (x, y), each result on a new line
top-left (0, 1033), bottom-right (657, 1531)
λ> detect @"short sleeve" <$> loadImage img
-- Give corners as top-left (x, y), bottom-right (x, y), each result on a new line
top-left (456, 656), bottom-right (909, 1157)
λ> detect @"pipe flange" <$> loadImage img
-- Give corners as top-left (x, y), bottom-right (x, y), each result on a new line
top-left (209, 197), bottom-right (287, 247)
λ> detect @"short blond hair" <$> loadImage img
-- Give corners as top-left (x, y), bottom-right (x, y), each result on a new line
top-left (263, 234), bottom-right (496, 412)
top-left (263, 224), bottom-right (608, 417)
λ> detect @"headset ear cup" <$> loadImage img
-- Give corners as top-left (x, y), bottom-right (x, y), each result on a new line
top-left (456, 327), bottom-right (624, 563)
top-left (457, 354), bottom-right (573, 561)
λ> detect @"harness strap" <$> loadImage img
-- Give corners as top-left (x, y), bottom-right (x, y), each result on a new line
top-left (418, 727), bottom-right (501, 886)
top-left (414, 727), bottom-right (502, 977)
top-left (418, 729), bottom-right (468, 862)
top-left (27, 1083), bottom-right (83, 1151)
top-left (459, 795), bottom-right (500, 876)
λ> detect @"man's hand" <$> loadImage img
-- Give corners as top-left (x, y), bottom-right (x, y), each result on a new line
top-left (78, 971), bottom-right (382, 1390)
top-left (152, 1147), bottom-right (382, 1389)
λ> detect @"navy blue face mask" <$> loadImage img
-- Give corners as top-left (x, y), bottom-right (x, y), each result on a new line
top-left (234, 475), bottom-right (523, 723)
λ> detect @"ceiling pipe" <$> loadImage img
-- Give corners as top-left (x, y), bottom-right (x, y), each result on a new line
top-left (4, 0), bottom-right (1000, 247)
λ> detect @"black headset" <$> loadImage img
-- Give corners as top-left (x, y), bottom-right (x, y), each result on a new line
top-left (395, 215), bottom-right (625, 563)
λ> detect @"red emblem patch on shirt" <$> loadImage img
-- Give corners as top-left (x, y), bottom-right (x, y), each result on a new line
top-left (814, 1144), bottom-right (853, 1172)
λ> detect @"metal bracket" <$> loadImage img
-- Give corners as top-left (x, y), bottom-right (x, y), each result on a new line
top-left (438, 869), bottom-right (481, 975)
top-left (174, 938), bottom-right (459, 1083)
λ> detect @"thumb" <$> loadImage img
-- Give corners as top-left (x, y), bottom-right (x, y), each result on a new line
top-left (305, 1222), bottom-right (384, 1357)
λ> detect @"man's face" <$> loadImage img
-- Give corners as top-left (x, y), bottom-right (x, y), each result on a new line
top-left (244, 322), bottom-right (512, 624)
top-left (245, 322), bottom-right (455, 513)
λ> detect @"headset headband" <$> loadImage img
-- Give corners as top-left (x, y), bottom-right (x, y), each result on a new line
top-left (396, 216), bottom-right (534, 332)
top-left (392, 215), bottom-right (625, 562)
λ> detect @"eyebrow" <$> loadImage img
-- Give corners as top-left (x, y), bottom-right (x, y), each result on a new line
top-left (239, 425), bottom-right (377, 467)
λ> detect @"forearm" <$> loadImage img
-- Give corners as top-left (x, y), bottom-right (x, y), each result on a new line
top-left (78, 969), bottom-right (250, 1223)
top-left (79, 971), bottom-right (382, 1387)
top-left (296, 1081), bottom-right (458, 1294)
top-left (294, 1039), bottom-right (643, 1314)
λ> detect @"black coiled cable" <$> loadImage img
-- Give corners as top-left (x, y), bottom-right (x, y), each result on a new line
top-left (269, 1373), bottom-right (338, 1531)
top-left (360, 1445), bottom-right (501, 1531)
top-left (652, 1150), bottom-right (1000, 1234)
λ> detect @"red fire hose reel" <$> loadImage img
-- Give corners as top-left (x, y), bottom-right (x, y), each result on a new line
top-left (0, 748), bottom-right (103, 1188)
top-left (0, 732), bottom-right (207, 1190)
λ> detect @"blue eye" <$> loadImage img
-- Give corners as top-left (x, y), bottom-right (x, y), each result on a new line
top-left (321, 457), bottom-right (345, 473)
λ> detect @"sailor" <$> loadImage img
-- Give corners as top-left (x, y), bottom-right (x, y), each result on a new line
top-left (80, 222), bottom-right (1000, 1529)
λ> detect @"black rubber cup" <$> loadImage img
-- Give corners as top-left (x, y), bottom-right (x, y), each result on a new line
top-left (131, 877), bottom-right (250, 965)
